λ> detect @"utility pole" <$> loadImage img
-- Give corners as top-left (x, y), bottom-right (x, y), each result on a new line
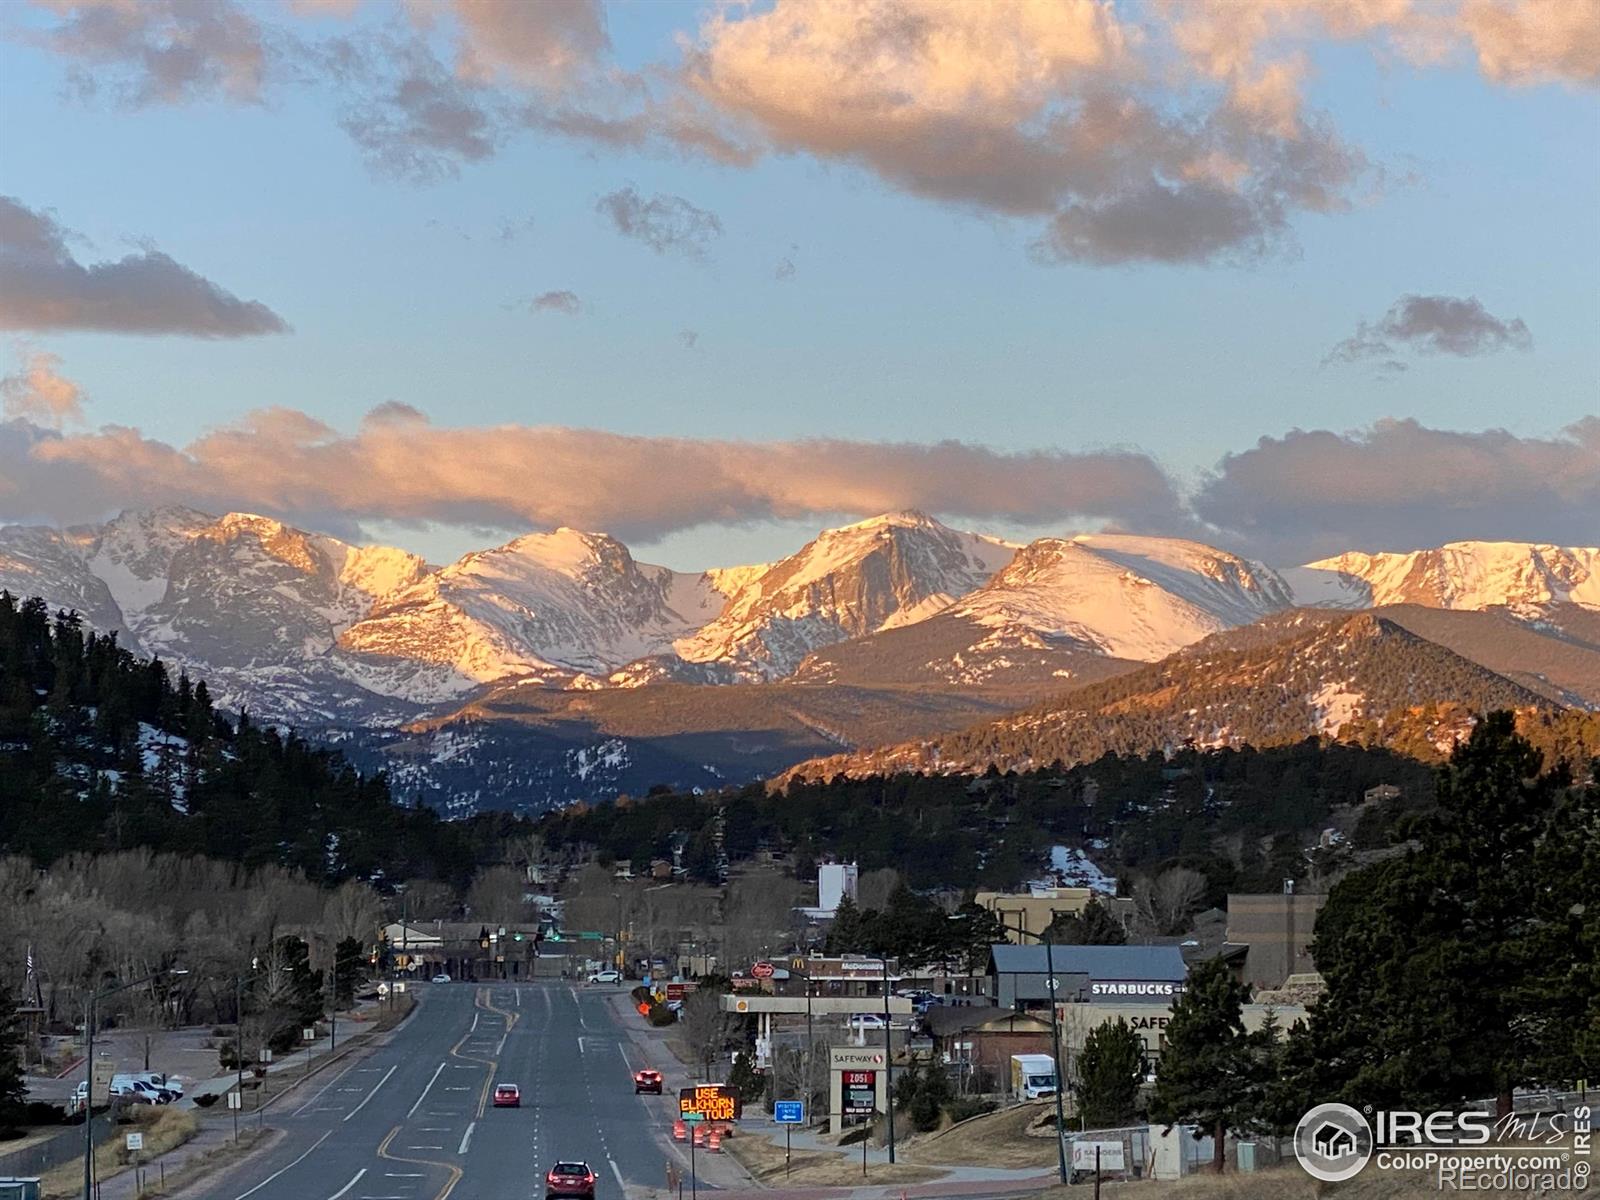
top-left (998, 917), bottom-right (1070, 1185)
top-left (880, 956), bottom-right (895, 1164)
top-left (85, 968), bottom-right (187, 1200)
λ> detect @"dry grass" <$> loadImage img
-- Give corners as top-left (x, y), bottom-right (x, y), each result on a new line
top-left (900, 1102), bottom-right (1060, 1169)
top-left (725, 1132), bottom-right (945, 1185)
top-left (38, 1105), bottom-right (199, 1199)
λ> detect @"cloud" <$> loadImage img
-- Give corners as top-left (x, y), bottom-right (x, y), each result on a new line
top-left (25, 0), bottom-right (277, 106)
top-left (1324, 293), bottom-right (1532, 366)
top-left (528, 290), bottom-right (581, 315)
top-left (334, 33), bottom-right (506, 183)
top-left (0, 349), bottom-right (84, 428)
top-left (1461, 0), bottom-right (1600, 87)
top-left (595, 187), bottom-right (722, 259)
top-left (1193, 418), bottom-right (1600, 560)
top-left (0, 195), bottom-right (289, 337)
top-left (446, 0), bottom-right (610, 89)
top-left (0, 407), bottom-right (1189, 543)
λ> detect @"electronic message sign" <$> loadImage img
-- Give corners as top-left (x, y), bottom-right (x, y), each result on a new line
top-left (679, 1084), bottom-right (741, 1123)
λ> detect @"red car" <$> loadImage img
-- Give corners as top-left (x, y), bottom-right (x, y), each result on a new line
top-left (493, 1083), bottom-right (521, 1108)
top-left (633, 1069), bottom-right (662, 1094)
top-left (546, 1161), bottom-right (597, 1199)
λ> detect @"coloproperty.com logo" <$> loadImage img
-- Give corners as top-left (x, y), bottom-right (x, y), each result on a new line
top-left (1294, 1101), bottom-right (1593, 1190)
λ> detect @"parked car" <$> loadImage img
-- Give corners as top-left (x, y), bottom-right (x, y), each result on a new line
top-left (545, 1161), bottom-right (597, 1199)
top-left (492, 1083), bottom-right (521, 1108)
top-left (133, 1071), bottom-right (184, 1098)
top-left (586, 970), bottom-right (621, 985)
top-left (431, 973), bottom-right (452, 984)
top-left (632, 1069), bottom-right (662, 1094)
top-left (112, 1076), bottom-right (175, 1104)
top-left (845, 1013), bottom-right (887, 1031)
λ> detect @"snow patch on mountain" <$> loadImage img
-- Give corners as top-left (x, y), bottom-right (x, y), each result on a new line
top-left (1293, 542), bottom-right (1600, 612)
top-left (664, 511), bottom-right (1017, 679)
top-left (948, 534), bottom-right (1294, 662)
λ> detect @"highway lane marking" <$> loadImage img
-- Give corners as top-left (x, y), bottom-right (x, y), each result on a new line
top-left (343, 1063), bottom-right (398, 1122)
top-left (457, 1121), bottom-right (475, 1155)
top-left (291, 1060), bottom-right (364, 1117)
top-left (231, 1129), bottom-right (332, 1199)
top-left (377, 1125), bottom-right (463, 1200)
top-left (609, 1159), bottom-right (625, 1190)
top-left (325, 1168), bottom-right (366, 1200)
top-left (407, 1062), bottom-right (447, 1118)
top-left (469, 1013), bottom-right (479, 1033)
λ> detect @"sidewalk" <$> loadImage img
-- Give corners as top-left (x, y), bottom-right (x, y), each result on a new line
top-left (603, 990), bottom-right (1059, 1199)
top-left (603, 988), bottom-right (755, 1191)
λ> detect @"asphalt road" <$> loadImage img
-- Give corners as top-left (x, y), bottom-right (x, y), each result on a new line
top-left (202, 982), bottom-right (672, 1200)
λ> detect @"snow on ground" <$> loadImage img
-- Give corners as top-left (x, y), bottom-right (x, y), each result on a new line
top-left (1308, 681), bottom-right (1364, 737)
top-left (1023, 845), bottom-right (1119, 894)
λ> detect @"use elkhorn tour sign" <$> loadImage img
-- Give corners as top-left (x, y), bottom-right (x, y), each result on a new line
top-left (679, 1084), bottom-right (741, 1123)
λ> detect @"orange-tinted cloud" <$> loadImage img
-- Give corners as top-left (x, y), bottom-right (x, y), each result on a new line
top-left (0, 349), bottom-right (84, 428)
top-left (0, 405), bottom-right (1188, 541)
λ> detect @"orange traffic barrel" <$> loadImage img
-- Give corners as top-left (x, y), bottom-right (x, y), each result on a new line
top-left (673, 1119), bottom-right (686, 1142)
top-left (708, 1129), bottom-right (722, 1152)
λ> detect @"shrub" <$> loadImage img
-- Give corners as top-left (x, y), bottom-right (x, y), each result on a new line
top-left (646, 1004), bottom-right (677, 1027)
top-left (947, 1097), bottom-right (997, 1123)
top-left (193, 1093), bottom-right (219, 1108)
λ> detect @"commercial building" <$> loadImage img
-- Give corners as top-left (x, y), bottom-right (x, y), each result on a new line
top-left (925, 1006), bottom-right (1055, 1087)
top-left (987, 944), bottom-right (1188, 1009)
top-left (1226, 891), bottom-right (1328, 989)
top-left (975, 888), bottom-right (1133, 943)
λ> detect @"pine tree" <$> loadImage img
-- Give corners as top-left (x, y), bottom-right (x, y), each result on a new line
top-left (1150, 957), bottom-right (1258, 1172)
top-left (1306, 713), bottom-right (1586, 1112)
top-left (334, 937), bottom-right (365, 1008)
top-left (1074, 1018), bottom-right (1145, 1129)
top-left (0, 978), bottom-right (26, 1135)
top-left (1047, 898), bottom-right (1127, 945)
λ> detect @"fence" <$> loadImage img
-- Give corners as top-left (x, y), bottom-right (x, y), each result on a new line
top-left (1062, 1124), bottom-right (1154, 1182)
top-left (0, 1112), bottom-right (117, 1179)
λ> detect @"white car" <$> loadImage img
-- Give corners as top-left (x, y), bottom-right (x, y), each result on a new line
top-left (845, 1013), bottom-right (887, 1031)
top-left (431, 973), bottom-right (452, 984)
top-left (586, 970), bottom-right (621, 985)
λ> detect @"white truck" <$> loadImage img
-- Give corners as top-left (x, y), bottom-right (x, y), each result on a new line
top-left (1010, 1053), bottom-right (1059, 1100)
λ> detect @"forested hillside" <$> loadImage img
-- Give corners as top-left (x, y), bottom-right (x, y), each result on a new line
top-left (0, 593), bottom-right (518, 883)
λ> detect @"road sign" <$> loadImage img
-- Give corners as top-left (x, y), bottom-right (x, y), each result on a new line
top-left (261, 1049), bottom-right (273, 1064)
top-left (773, 1100), bottom-right (805, 1125)
top-left (751, 961), bottom-right (775, 979)
top-left (302, 1028), bottom-right (316, 1042)
top-left (679, 1084), bottom-right (741, 1122)
top-left (227, 1091), bottom-right (242, 1110)
top-left (125, 1132), bottom-right (144, 1152)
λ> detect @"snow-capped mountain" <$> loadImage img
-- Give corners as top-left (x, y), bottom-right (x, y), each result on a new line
top-left (780, 610), bottom-right (1558, 785)
top-left (629, 511), bottom-right (1017, 682)
top-left (336, 529), bottom-right (736, 703)
top-left (1288, 542), bottom-right (1600, 612)
top-left (790, 533), bottom-right (1294, 687)
top-left (0, 508), bottom-right (432, 721)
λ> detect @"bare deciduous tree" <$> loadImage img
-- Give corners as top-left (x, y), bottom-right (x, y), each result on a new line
top-left (1133, 867), bottom-right (1207, 937)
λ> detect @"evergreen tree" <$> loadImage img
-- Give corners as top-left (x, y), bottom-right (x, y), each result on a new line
top-left (0, 978), bottom-right (27, 1135)
top-left (824, 896), bottom-right (868, 953)
top-left (334, 937), bottom-right (365, 1008)
top-left (909, 1059), bottom-right (950, 1132)
top-left (1151, 957), bottom-right (1258, 1173)
top-left (1047, 898), bottom-right (1128, 945)
top-left (1306, 714), bottom-right (1590, 1111)
top-left (1074, 1018), bottom-right (1145, 1129)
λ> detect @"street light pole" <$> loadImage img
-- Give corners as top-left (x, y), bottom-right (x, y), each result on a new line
top-left (997, 917), bottom-right (1070, 1185)
top-left (84, 968), bottom-right (186, 1200)
top-left (880, 956), bottom-right (895, 1164)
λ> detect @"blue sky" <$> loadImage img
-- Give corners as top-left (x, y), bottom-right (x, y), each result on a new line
top-left (0, 0), bottom-right (1595, 568)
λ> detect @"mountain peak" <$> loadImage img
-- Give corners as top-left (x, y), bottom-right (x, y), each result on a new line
top-left (837, 509), bottom-right (942, 532)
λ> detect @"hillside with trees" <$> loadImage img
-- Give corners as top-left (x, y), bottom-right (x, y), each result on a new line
top-left (781, 611), bottom-right (1600, 784)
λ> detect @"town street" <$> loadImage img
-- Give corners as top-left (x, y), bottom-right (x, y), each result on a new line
top-left (202, 982), bottom-right (672, 1200)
